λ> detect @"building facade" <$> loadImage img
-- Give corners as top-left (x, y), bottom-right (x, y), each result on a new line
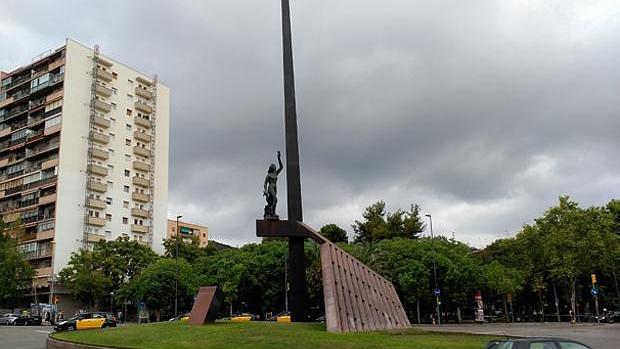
top-left (0, 39), bottom-right (169, 291)
top-left (167, 219), bottom-right (208, 248)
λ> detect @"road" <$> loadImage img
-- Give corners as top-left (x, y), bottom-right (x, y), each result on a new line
top-left (0, 325), bottom-right (51, 349)
top-left (416, 322), bottom-right (620, 349)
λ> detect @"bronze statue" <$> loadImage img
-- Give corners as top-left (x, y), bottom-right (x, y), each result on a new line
top-left (263, 151), bottom-right (283, 219)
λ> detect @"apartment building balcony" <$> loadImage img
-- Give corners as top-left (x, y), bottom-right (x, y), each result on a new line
top-left (86, 233), bottom-right (105, 243)
top-left (132, 176), bottom-right (150, 187)
top-left (45, 89), bottom-right (63, 103)
top-left (88, 164), bottom-right (108, 176)
top-left (0, 157), bottom-right (9, 167)
top-left (94, 99), bottom-right (111, 113)
top-left (35, 266), bottom-right (53, 278)
top-left (135, 87), bottom-right (153, 99)
top-left (132, 192), bottom-right (149, 202)
top-left (87, 216), bottom-right (106, 226)
top-left (87, 181), bottom-right (107, 192)
top-left (131, 224), bottom-right (149, 234)
top-left (95, 84), bottom-right (113, 97)
top-left (44, 124), bottom-right (61, 136)
top-left (48, 57), bottom-right (65, 71)
top-left (0, 96), bottom-right (15, 109)
top-left (95, 56), bottom-right (113, 67)
top-left (134, 116), bottom-right (152, 129)
top-left (134, 101), bottom-right (152, 114)
top-left (39, 193), bottom-right (57, 205)
top-left (86, 198), bottom-right (107, 209)
top-left (93, 115), bottom-right (110, 128)
top-left (0, 128), bottom-right (11, 138)
top-left (91, 131), bottom-right (110, 144)
top-left (96, 68), bottom-right (113, 82)
top-left (91, 148), bottom-right (109, 160)
top-left (131, 208), bottom-right (149, 218)
top-left (41, 158), bottom-right (58, 170)
top-left (133, 146), bottom-right (151, 157)
top-left (133, 161), bottom-right (150, 172)
top-left (35, 229), bottom-right (54, 241)
top-left (135, 76), bottom-right (153, 86)
top-left (134, 131), bottom-right (151, 143)
top-left (24, 248), bottom-right (53, 260)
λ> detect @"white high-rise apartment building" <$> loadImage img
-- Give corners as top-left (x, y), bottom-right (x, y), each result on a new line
top-left (0, 39), bottom-right (169, 287)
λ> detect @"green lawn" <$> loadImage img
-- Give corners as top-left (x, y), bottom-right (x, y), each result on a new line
top-left (51, 321), bottom-right (495, 349)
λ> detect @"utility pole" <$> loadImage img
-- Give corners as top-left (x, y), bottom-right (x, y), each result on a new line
top-left (425, 214), bottom-right (440, 325)
top-left (175, 215), bottom-right (182, 318)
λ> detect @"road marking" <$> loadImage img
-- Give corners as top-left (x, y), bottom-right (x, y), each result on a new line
top-left (35, 330), bottom-right (52, 333)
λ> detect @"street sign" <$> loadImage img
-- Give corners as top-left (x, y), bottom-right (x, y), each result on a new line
top-left (434, 288), bottom-right (441, 296)
top-left (591, 288), bottom-right (598, 297)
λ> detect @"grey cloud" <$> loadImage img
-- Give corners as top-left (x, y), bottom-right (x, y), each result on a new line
top-left (1, 0), bottom-right (619, 247)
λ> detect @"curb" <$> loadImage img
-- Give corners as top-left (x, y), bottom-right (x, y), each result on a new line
top-left (47, 337), bottom-right (129, 349)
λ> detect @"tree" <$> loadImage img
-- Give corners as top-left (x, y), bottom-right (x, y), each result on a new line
top-left (0, 227), bottom-right (34, 306)
top-left (353, 201), bottom-right (389, 244)
top-left (59, 237), bottom-right (158, 308)
top-left (484, 261), bottom-right (523, 322)
top-left (319, 224), bottom-right (348, 243)
top-left (58, 250), bottom-right (111, 308)
top-left (94, 236), bottom-right (158, 290)
top-left (163, 235), bottom-right (210, 263)
top-left (387, 204), bottom-right (426, 240)
top-left (353, 201), bottom-right (425, 244)
top-left (121, 258), bottom-right (198, 321)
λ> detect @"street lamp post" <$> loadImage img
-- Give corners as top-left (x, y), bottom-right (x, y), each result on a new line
top-left (175, 215), bottom-right (182, 318)
top-left (425, 214), bottom-right (441, 325)
top-left (110, 292), bottom-right (114, 314)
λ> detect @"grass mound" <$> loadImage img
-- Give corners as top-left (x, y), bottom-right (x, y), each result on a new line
top-left (51, 321), bottom-right (493, 349)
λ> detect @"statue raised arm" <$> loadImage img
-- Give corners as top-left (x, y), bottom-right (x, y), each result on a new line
top-left (263, 151), bottom-right (282, 219)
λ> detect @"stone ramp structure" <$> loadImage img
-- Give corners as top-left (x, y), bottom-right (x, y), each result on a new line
top-left (257, 220), bottom-right (411, 332)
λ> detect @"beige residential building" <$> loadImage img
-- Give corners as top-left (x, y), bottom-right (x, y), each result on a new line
top-left (167, 219), bottom-right (208, 248)
top-left (0, 39), bottom-right (170, 292)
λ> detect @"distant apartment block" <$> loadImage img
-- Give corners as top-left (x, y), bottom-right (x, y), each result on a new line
top-left (167, 219), bottom-right (208, 248)
top-left (0, 39), bottom-right (170, 288)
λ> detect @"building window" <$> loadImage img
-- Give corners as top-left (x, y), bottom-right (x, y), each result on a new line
top-left (127, 94), bottom-right (133, 99)
top-left (124, 170), bottom-right (130, 177)
top-left (123, 185), bottom-right (129, 193)
top-left (107, 181), bottom-right (113, 188)
top-left (106, 197), bottom-right (112, 205)
top-left (128, 79), bottom-right (133, 84)
top-left (122, 217), bottom-right (128, 224)
top-left (106, 214), bottom-right (112, 221)
top-left (126, 124), bottom-right (132, 131)
top-left (111, 87), bottom-right (118, 94)
top-left (108, 149), bottom-right (114, 155)
top-left (126, 109), bottom-right (132, 116)
top-left (123, 201), bottom-right (129, 208)
top-left (112, 72), bottom-right (118, 79)
top-left (125, 154), bottom-right (131, 161)
top-left (125, 139), bottom-right (131, 146)
top-left (110, 102), bottom-right (117, 109)
top-left (109, 133), bottom-right (115, 141)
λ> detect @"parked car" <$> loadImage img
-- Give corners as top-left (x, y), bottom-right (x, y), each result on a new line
top-left (485, 338), bottom-right (593, 349)
top-left (231, 313), bottom-right (258, 322)
top-left (54, 312), bottom-right (117, 331)
top-left (0, 313), bottom-right (19, 325)
top-left (168, 313), bottom-right (190, 322)
top-left (13, 315), bottom-right (42, 326)
top-left (266, 312), bottom-right (290, 322)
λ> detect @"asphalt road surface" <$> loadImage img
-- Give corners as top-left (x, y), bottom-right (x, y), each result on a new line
top-left (0, 325), bottom-right (51, 349)
top-left (417, 322), bottom-right (620, 349)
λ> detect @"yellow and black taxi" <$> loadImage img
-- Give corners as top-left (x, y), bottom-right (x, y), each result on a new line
top-left (54, 312), bottom-right (117, 331)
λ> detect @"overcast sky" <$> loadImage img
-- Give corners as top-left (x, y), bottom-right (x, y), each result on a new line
top-left (2, 1), bottom-right (619, 247)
